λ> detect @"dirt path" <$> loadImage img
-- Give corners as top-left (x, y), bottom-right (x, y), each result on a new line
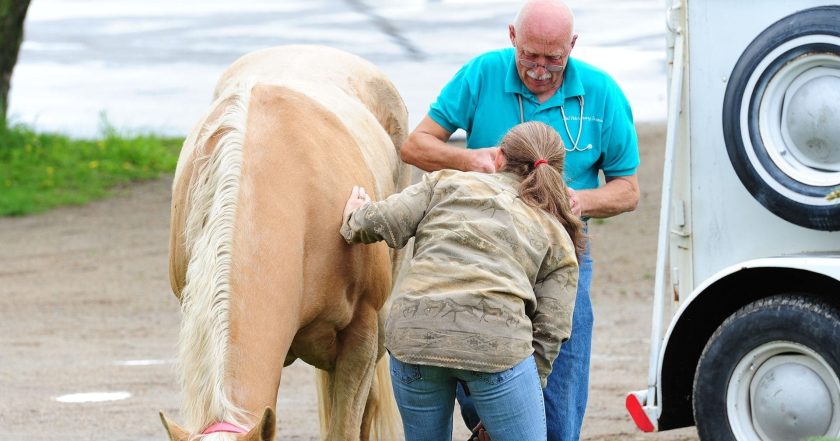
top-left (0, 122), bottom-right (699, 441)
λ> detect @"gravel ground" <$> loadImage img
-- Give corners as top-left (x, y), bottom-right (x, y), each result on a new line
top-left (0, 122), bottom-right (700, 441)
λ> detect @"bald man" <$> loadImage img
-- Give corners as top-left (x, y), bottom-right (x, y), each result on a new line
top-left (399, 1), bottom-right (640, 440)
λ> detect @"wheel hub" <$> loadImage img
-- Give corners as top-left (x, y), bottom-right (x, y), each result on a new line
top-left (750, 356), bottom-right (833, 440)
top-left (782, 68), bottom-right (840, 172)
top-left (727, 341), bottom-right (840, 441)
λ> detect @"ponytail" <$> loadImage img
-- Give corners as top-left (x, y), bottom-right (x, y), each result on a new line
top-left (499, 121), bottom-right (586, 257)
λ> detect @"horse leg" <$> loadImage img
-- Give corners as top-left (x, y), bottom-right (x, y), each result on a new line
top-left (323, 303), bottom-right (380, 441)
top-left (359, 314), bottom-right (385, 441)
top-left (360, 357), bottom-right (383, 440)
top-left (360, 347), bottom-right (401, 441)
top-left (227, 235), bottom-right (305, 431)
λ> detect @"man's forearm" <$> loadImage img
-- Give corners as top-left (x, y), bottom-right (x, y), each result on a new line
top-left (577, 175), bottom-right (640, 218)
top-left (402, 131), bottom-right (498, 173)
top-left (401, 131), bottom-right (471, 172)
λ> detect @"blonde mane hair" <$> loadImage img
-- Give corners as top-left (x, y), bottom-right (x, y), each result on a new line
top-left (177, 84), bottom-right (253, 439)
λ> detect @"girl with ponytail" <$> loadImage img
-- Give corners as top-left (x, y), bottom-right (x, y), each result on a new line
top-left (340, 121), bottom-right (581, 441)
top-left (498, 121), bottom-right (586, 257)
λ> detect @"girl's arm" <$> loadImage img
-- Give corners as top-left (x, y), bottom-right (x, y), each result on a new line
top-left (340, 173), bottom-right (438, 249)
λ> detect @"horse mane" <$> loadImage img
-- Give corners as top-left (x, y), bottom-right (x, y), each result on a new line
top-left (177, 81), bottom-right (254, 438)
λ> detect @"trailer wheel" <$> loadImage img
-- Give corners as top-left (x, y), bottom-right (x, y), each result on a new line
top-left (722, 6), bottom-right (840, 231)
top-left (693, 295), bottom-right (840, 441)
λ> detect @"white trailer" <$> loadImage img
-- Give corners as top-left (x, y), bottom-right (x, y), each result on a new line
top-left (627, 1), bottom-right (840, 440)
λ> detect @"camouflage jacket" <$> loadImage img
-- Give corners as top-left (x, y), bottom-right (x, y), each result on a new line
top-left (341, 169), bottom-right (579, 385)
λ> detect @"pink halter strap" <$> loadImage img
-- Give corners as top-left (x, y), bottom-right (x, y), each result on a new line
top-left (201, 421), bottom-right (248, 435)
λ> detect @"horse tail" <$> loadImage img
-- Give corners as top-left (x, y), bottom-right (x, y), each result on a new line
top-left (315, 355), bottom-right (401, 441)
top-left (176, 81), bottom-right (254, 436)
top-left (315, 369), bottom-right (332, 439)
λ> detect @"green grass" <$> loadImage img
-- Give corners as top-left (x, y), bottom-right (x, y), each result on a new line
top-left (0, 121), bottom-right (183, 216)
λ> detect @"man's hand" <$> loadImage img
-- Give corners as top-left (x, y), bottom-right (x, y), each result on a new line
top-left (469, 421), bottom-right (492, 441)
top-left (466, 147), bottom-right (499, 173)
top-left (343, 186), bottom-right (371, 224)
top-left (567, 187), bottom-right (582, 217)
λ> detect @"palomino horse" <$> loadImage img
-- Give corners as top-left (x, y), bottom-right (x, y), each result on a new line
top-left (161, 45), bottom-right (410, 441)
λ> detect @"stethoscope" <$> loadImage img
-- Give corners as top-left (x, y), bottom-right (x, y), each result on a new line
top-left (517, 94), bottom-right (589, 152)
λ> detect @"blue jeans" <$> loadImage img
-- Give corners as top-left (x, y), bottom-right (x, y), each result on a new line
top-left (457, 245), bottom-right (593, 441)
top-left (390, 355), bottom-right (546, 441)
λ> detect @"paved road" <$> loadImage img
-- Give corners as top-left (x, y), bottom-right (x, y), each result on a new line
top-left (10, 0), bottom-right (666, 138)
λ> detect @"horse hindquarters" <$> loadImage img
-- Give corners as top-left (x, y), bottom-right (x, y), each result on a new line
top-left (230, 84), bottom-right (398, 440)
top-left (167, 45), bottom-right (406, 440)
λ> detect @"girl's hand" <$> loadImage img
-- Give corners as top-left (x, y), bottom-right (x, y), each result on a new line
top-left (343, 186), bottom-right (371, 224)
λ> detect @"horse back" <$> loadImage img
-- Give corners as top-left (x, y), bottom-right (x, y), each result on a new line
top-left (214, 45), bottom-right (408, 164)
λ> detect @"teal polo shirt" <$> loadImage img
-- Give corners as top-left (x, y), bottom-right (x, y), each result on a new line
top-left (428, 48), bottom-right (639, 190)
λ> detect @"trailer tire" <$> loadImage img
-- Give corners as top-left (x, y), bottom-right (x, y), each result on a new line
top-left (722, 6), bottom-right (840, 231)
top-left (693, 295), bottom-right (840, 441)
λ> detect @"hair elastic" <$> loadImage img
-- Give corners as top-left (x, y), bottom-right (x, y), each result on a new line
top-left (534, 159), bottom-right (548, 168)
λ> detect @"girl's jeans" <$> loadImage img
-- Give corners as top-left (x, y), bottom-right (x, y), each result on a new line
top-left (457, 244), bottom-right (593, 441)
top-left (390, 355), bottom-right (546, 441)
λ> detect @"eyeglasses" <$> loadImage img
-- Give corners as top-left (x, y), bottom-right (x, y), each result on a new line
top-left (518, 58), bottom-right (565, 72)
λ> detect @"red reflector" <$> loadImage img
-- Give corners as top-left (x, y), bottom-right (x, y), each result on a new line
top-left (625, 393), bottom-right (655, 432)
